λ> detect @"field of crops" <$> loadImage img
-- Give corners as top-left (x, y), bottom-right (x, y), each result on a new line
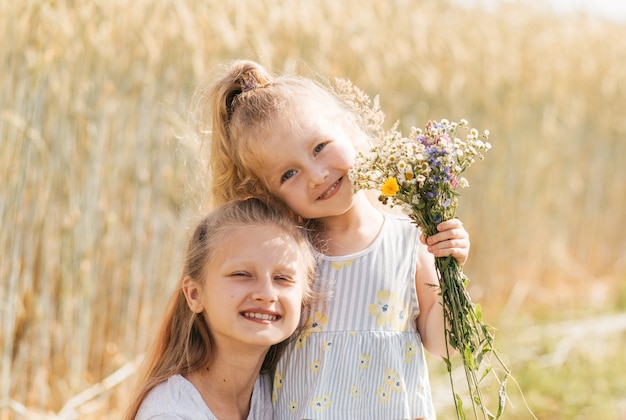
top-left (2, 0), bottom-right (625, 418)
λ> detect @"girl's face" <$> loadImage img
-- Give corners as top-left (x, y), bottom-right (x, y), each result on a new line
top-left (258, 105), bottom-right (359, 220)
top-left (185, 225), bottom-right (306, 354)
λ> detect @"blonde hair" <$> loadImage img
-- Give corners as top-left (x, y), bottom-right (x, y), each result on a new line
top-left (125, 197), bottom-right (317, 419)
top-left (192, 60), bottom-right (348, 208)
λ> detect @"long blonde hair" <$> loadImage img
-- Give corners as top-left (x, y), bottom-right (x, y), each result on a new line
top-left (191, 60), bottom-right (348, 208)
top-left (124, 197), bottom-right (316, 419)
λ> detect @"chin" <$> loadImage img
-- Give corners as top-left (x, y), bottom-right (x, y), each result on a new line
top-left (252, 330), bottom-right (294, 345)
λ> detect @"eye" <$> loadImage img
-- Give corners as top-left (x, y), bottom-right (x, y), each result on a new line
top-left (231, 271), bottom-right (251, 278)
top-left (313, 142), bottom-right (327, 156)
top-left (280, 169), bottom-right (297, 183)
top-left (275, 274), bottom-right (296, 283)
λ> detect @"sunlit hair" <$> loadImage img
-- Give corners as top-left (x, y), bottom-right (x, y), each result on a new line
top-left (191, 59), bottom-right (354, 208)
top-left (124, 197), bottom-right (317, 419)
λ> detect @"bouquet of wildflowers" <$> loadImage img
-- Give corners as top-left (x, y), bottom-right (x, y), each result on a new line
top-left (338, 79), bottom-right (510, 419)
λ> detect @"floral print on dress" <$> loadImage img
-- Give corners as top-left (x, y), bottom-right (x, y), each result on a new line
top-left (310, 360), bottom-right (321, 373)
top-left (395, 303), bottom-right (410, 331)
top-left (375, 368), bottom-right (406, 404)
top-left (376, 386), bottom-right (390, 403)
top-left (359, 353), bottom-right (371, 370)
top-left (273, 370), bottom-right (284, 390)
top-left (384, 368), bottom-right (405, 393)
top-left (404, 342), bottom-right (417, 365)
top-left (369, 290), bottom-right (408, 330)
top-left (296, 311), bottom-right (328, 349)
top-left (310, 394), bottom-right (332, 412)
top-left (369, 290), bottom-right (398, 327)
top-left (288, 401), bottom-right (298, 414)
top-left (350, 385), bottom-right (361, 398)
top-left (272, 369), bottom-right (284, 403)
top-left (331, 259), bottom-right (355, 270)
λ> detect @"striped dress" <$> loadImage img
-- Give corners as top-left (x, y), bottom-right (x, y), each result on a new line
top-left (273, 214), bottom-right (436, 420)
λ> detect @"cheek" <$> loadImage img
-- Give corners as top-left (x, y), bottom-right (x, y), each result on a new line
top-left (333, 143), bottom-right (357, 168)
top-left (283, 288), bottom-right (304, 310)
top-left (277, 187), bottom-right (306, 211)
top-left (346, 145), bottom-right (359, 164)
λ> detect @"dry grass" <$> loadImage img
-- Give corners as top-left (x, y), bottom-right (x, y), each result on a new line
top-left (1, 0), bottom-right (625, 418)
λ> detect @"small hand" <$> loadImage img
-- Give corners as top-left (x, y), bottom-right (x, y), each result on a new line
top-left (420, 219), bottom-right (470, 265)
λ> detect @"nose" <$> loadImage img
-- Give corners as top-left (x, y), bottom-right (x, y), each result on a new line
top-left (308, 164), bottom-right (329, 188)
top-left (253, 276), bottom-right (278, 303)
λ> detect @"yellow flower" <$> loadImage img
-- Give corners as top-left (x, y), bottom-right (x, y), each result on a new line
top-left (331, 259), bottom-right (355, 270)
top-left (381, 177), bottom-right (399, 197)
top-left (289, 401), bottom-right (298, 413)
top-left (376, 385), bottom-right (390, 403)
top-left (310, 360), bottom-right (321, 372)
top-left (404, 342), bottom-right (416, 364)
top-left (394, 304), bottom-right (409, 331)
top-left (296, 311), bottom-right (327, 349)
top-left (322, 339), bottom-right (333, 352)
top-left (369, 290), bottom-right (397, 327)
top-left (359, 353), bottom-right (371, 370)
top-left (273, 370), bottom-right (284, 389)
top-left (306, 312), bottom-right (328, 332)
top-left (384, 368), bottom-right (404, 392)
top-left (311, 394), bottom-right (332, 411)
top-left (294, 332), bottom-right (308, 350)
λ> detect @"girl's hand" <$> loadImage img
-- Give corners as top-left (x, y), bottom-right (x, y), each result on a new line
top-left (420, 219), bottom-right (470, 265)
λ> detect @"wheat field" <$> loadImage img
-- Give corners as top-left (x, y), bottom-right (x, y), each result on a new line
top-left (1, 0), bottom-right (625, 418)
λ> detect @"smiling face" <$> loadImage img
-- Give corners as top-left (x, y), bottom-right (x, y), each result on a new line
top-left (256, 103), bottom-right (360, 220)
top-left (184, 224), bottom-right (306, 354)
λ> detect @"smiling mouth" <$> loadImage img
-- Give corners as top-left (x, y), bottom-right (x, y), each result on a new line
top-left (242, 312), bottom-right (280, 321)
top-left (318, 177), bottom-right (342, 200)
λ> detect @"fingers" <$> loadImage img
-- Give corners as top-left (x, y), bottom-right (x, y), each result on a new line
top-left (425, 228), bottom-right (468, 246)
top-left (427, 243), bottom-right (469, 265)
top-left (426, 239), bottom-right (469, 256)
top-left (424, 220), bottom-right (470, 264)
top-left (436, 219), bottom-right (463, 231)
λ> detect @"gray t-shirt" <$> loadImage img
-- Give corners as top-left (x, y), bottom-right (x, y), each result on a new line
top-left (136, 373), bottom-right (273, 419)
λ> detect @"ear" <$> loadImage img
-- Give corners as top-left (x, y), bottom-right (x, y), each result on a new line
top-left (182, 276), bottom-right (204, 313)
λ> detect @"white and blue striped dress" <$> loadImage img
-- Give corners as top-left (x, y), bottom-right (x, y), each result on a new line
top-left (273, 214), bottom-right (436, 420)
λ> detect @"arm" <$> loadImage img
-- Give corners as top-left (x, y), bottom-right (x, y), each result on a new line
top-left (415, 219), bottom-right (470, 357)
top-left (414, 241), bottom-right (448, 357)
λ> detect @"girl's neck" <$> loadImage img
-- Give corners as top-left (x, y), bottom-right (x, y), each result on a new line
top-left (186, 349), bottom-right (265, 420)
top-left (317, 191), bottom-right (384, 256)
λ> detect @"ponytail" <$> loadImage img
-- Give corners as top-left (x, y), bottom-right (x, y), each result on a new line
top-left (203, 60), bottom-right (274, 206)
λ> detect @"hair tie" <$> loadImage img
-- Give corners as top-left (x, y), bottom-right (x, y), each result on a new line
top-left (241, 73), bottom-right (260, 93)
top-left (227, 71), bottom-right (262, 121)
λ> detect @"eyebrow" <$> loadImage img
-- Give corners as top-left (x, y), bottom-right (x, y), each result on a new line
top-left (249, 153), bottom-right (281, 187)
top-left (264, 152), bottom-right (297, 185)
top-left (262, 164), bottom-right (286, 187)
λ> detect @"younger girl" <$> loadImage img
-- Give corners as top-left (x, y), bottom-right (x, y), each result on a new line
top-left (199, 60), bottom-right (471, 419)
top-left (125, 198), bottom-right (316, 420)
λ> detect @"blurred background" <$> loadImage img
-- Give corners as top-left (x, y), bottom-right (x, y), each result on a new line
top-left (1, 0), bottom-right (625, 418)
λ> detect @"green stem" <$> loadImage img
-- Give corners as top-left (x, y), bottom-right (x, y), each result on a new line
top-left (436, 255), bottom-right (490, 419)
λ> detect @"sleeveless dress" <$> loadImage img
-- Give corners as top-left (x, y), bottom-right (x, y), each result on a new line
top-left (273, 215), bottom-right (436, 420)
